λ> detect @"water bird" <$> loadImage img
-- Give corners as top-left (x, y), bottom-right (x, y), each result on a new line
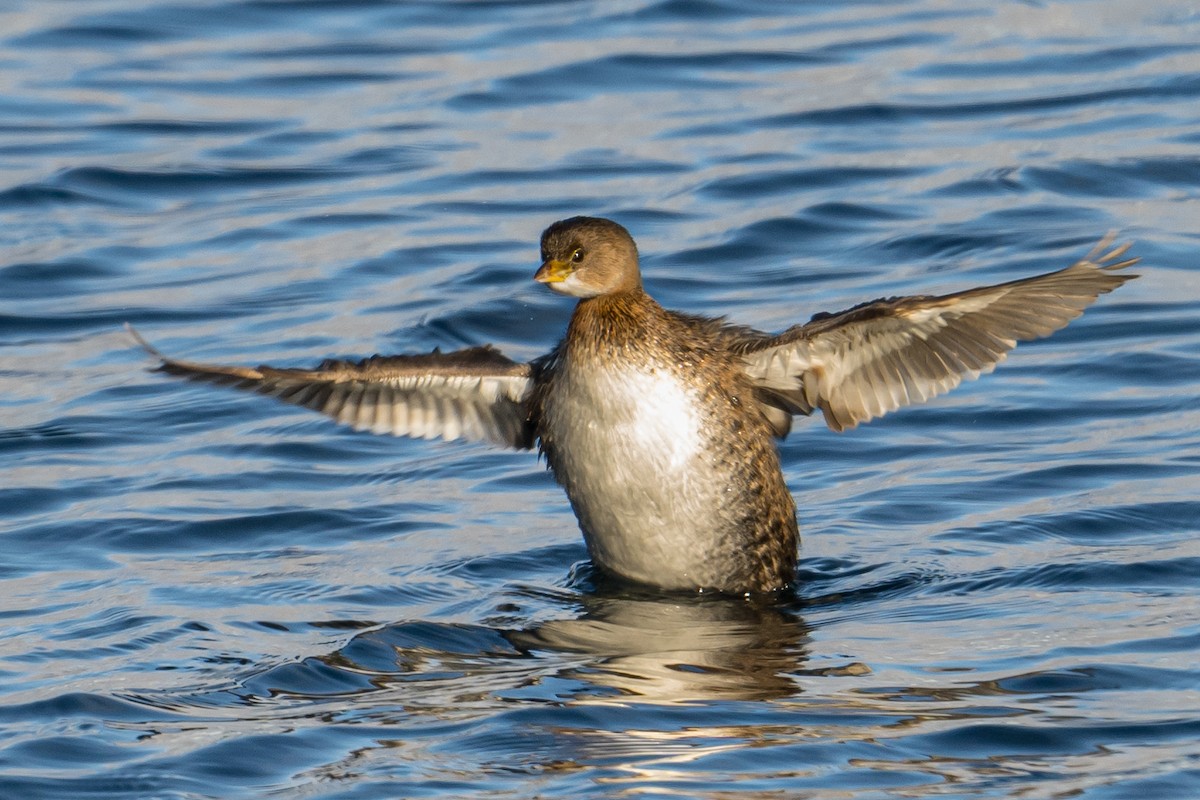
top-left (129, 217), bottom-right (1137, 594)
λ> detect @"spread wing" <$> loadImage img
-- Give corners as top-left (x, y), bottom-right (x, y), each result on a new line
top-left (128, 325), bottom-right (535, 448)
top-left (740, 234), bottom-right (1139, 433)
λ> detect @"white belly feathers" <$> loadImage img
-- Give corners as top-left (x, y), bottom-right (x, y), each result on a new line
top-left (541, 361), bottom-right (732, 588)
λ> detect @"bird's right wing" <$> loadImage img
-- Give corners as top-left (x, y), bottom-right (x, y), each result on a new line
top-left (128, 326), bottom-right (536, 449)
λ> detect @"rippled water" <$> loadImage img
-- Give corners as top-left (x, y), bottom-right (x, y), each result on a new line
top-left (3, 1), bottom-right (1199, 797)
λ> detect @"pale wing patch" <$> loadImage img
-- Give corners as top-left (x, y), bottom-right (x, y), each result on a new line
top-left (129, 327), bottom-right (535, 449)
top-left (741, 235), bottom-right (1138, 433)
top-left (259, 367), bottom-right (534, 447)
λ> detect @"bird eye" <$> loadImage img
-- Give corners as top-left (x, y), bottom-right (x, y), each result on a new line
top-left (571, 248), bottom-right (584, 262)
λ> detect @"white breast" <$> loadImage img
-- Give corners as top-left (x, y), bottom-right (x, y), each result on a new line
top-left (541, 361), bottom-right (733, 588)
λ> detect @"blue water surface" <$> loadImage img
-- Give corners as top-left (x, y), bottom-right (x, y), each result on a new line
top-left (2, 1), bottom-right (1199, 798)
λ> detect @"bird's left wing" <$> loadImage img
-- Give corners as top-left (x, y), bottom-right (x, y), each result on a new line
top-left (128, 325), bottom-right (536, 448)
top-left (738, 235), bottom-right (1138, 433)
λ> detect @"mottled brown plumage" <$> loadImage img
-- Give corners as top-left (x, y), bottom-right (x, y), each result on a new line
top-left (131, 217), bottom-right (1138, 593)
top-left (530, 284), bottom-right (798, 592)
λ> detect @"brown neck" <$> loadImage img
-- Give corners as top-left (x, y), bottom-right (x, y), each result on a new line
top-left (568, 289), bottom-right (662, 351)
